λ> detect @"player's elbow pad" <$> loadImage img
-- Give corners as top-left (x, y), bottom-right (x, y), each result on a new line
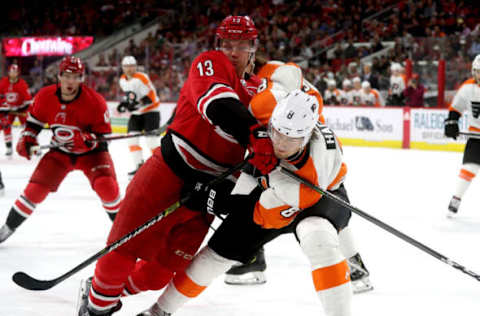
top-left (205, 97), bottom-right (257, 147)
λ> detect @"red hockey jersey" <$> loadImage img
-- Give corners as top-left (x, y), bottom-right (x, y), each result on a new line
top-left (167, 50), bottom-right (261, 175)
top-left (0, 77), bottom-right (32, 110)
top-left (27, 84), bottom-right (111, 154)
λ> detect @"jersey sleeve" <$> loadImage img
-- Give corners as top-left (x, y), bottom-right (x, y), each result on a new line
top-left (450, 82), bottom-right (472, 114)
top-left (188, 51), bottom-right (241, 124)
top-left (90, 92), bottom-right (112, 134)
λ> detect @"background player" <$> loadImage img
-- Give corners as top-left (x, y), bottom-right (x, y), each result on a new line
top-left (0, 64), bottom-right (32, 157)
top-left (138, 90), bottom-right (353, 316)
top-left (118, 55), bottom-right (161, 178)
top-left (444, 54), bottom-right (480, 217)
top-left (0, 56), bottom-right (121, 243)
top-left (76, 16), bottom-right (275, 316)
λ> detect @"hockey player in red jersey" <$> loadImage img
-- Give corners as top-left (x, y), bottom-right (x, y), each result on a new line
top-left (0, 64), bottom-right (32, 157)
top-left (76, 15), bottom-right (277, 316)
top-left (0, 56), bottom-right (121, 243)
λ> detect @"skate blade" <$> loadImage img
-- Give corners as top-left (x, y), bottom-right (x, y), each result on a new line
top-left (352, 277), bottom-right (374, 294)
top-left (75, 279), bottom-right (89, 316)
top-left (224, 271), bottom-right (266, 285)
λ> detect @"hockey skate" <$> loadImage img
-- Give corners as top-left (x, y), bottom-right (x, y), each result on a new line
top-left (447, 196), bottom-right (461, 218)
top-left (224, 248), bottom-right (267, 285)
top-left (77, 277), bottom-right (122, 316)
top-left (136, 303), bottom-right (171, 316)
top-left (347, 253), bottom-right (373, 294)
top-left (0, 224), bottom-right (14, 243)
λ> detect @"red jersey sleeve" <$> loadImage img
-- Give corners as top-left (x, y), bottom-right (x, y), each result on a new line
top-left (29, 89), bottom-right (49, 125)
top-left (89, 91), bottom-right (112, 135)
top-left (187, 51), bottom-right (241, 124)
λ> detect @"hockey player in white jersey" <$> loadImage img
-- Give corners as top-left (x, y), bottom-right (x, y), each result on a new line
top-left (118, 56), bottom-right (161, 178)
top-left (324, 79), bottom-right (340, 105)
top-left (361, 81), bottom-right (384, 107)
top-left (350, 77), bottom-right (362, 106)
top-left (339, 79), bottom-right (352, 105)
top-left (445, 54), bottom-right (480, 217)
top-left (387, 63), bottom-right (406, 106)
top-left (137, 90), bottom-right (356, 316)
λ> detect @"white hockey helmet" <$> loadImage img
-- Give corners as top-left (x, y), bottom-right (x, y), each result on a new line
top-left (121, 56), bottom-right (137, 66)
top-left (472, 54), bottom-right (480, 76)
top-left (342, 79), bottom-right (352, 88)
top-left (362, 81), bottom-right (371, 89)
top-left (270, 89), bottom-right (320, 147)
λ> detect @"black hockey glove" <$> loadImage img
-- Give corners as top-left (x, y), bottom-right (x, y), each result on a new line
top-left (116, 101), bottom-right (129, 113)
top-left (444, 111), bottom-right (461, 140)
top-left (181, 181), bottom-right (233, 216)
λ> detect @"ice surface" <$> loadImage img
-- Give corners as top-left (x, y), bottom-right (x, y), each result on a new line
top-left (0, 128), bottom-right (479, 315)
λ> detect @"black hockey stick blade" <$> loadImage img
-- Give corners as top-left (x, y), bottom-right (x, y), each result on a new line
top-left (12, 272), bottom-right (59, 291)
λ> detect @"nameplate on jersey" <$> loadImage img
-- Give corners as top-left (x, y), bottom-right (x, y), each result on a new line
top-left (471, 101), bottom-right (480, 119)
top-left (317, 124), bottom-right (336, 150)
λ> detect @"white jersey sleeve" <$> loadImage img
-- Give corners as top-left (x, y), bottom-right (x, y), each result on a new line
top-left (119, 72), bottom-right (160, 113)
top-left (451, 78), bottom-right (480, 129)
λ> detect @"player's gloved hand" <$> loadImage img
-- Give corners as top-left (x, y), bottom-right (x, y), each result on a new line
top-left (444, 111), bottom-right (461, 140)
top-left (66, 131), bottom-right (98, 154)
top-left (180, 181), bottom-right (232, 216)
top-left (116, 101), bottom-right (129, 113)
top-left (16, 129), bottom-right (39, 160)
top-left (126, 101), bottom-right (141, 112)
top-left (247, 124), bottom-right (278, 175)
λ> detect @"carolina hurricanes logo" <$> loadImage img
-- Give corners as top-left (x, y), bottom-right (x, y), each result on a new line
top-left (5, 92), bottom-right (19, 103)
top-left (53, 127), bottom-right (75, 143)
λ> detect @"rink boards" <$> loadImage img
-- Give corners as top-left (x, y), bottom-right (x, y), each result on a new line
top-left (107, 102), bottom-right (466, 152)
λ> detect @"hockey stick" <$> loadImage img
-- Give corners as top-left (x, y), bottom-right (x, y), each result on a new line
top-left (459, 131), bottom-right (480, 139)
top-left (29, 129), bottom-right (165, 153)
top-left (12, 157), bottom-right (251, 291)
top-left (280, 167), bottom-right (480, 282)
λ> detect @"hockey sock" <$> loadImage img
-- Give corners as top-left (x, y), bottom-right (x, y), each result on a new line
top-left (128, 137), bottom-right (143, 168)
top-left (157, 247), bottom-right (237, 314)
top-left (8, 193), bottom-right (40, 229)
top-left (89, 250), bottom-right (136, 312)
top-left (297, 217), bottom-right (352, 316)
top-left (93, 176), bottom-right (121, 221)
top-left (145, 135), bottom-right (160, 152)
top-left (123, 259), bottom-right (174, 296)
top-left (338, 225), bottom-right (357, 259)
top-left (454, 163), bottom-right (479, 198)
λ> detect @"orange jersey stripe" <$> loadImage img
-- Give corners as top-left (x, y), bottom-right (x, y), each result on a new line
top-left (253, 203), bottom-right (293, 229)
top-left (468, 126), bottom-right (480, 132)
top-left (312, 260), bottom-right (350, 291)
top-left (249, 88), bottom-right (277, 125)
top-left (173, 271), bottom-right (207, 298)
top-left (296, 158), bottom-right (322, 209)
top-left (327, 162), bottom-right (348, 190)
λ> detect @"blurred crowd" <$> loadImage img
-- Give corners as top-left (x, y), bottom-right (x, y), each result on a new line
top-left (2, 0), bottom-right (480, 107)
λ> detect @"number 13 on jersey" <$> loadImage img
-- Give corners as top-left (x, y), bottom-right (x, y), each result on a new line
top-left (197, 60), bottom-right (214, 76)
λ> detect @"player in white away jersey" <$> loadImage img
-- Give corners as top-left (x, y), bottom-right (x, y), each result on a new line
top-left (445, 54), bottom-right (480, 217)
top-left (324, 79), bottom-right (341, 105)
top-left (388, 63), bottom-right (406, 106)
top-left (339, 79), bottom-right (352, 105)
top-left (118, 56), bottom-right (161, 178)
top-left (360, 81), bottom-right (384, 107)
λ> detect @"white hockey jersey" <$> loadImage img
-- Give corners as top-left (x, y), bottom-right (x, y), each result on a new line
top-left (450, 78), bottom-right (480, 131)
top-left (232, 124), bottom-right (347, 229)
top-left (324, 89), bottom-right (340, 105)
top-left (361, 89), bottom-right (384, 107)
top-left (349, 89), bottom-right (362, 106)
top-left (119, 72), bottom-right (160, 114)
top-left (389, 74), bottom-right (406, 96)
top-left (338, 90), bottom-right (351, 105)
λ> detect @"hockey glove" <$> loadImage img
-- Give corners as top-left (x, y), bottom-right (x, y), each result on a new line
top-left (16, 129), bottom-right (39, 160)
top-left (116, 101), bottom-right (129, 113)
top-left (65, 131), bottom-right (98, 154)
top-left (247, 124), bottom-right (278, 175)
top-left (181, 181), bottom-right (232, 216)
top-left (444, 111), bottom-right (460, 140)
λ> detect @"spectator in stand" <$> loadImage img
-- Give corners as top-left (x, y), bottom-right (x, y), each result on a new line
top-left (361, 81), bottom-right (383, 107)
top-left (403, 73), bottom-right (425, 107)
top-left (350, 77), bottom-right (362, 106)
top-left (361, 62), bottom-right (379, 89)
top-left (323, 79), bottom-right (340, 105)
top-left (339, 79), bottom-right (353, 105)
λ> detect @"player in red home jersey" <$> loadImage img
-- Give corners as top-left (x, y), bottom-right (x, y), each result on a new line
top-left (0, 56), bottom-right (121, 244)
top-left (0, 64), bottom-right (33, 157)
top-left (76, 15), bottom-right (278, 316)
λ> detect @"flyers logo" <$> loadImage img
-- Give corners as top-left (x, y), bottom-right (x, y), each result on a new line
top-left (471, 101), bottom-right (480, 119)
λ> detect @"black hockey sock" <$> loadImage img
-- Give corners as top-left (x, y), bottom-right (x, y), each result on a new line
top-left (107, 211), bottom-right (117, 222)
top-left (5, 207), bottom-right (27, 230)
top-left (6, 142), bottom-right (12, 149)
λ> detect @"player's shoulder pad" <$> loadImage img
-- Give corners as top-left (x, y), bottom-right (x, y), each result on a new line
top-left (315, 123), bottom-right (337, 150)
top-left (81, 84), bottom-right (107, 107)
top-left (35, 84), bottom-right (57, 100)
top-left (269, 63), bottom-right (302, 92)
top-left (132, 72), bottom-right (151, 84)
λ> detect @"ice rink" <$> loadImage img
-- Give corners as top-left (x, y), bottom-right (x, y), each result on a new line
top-left (1, 128), bottom-right (479, 316)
